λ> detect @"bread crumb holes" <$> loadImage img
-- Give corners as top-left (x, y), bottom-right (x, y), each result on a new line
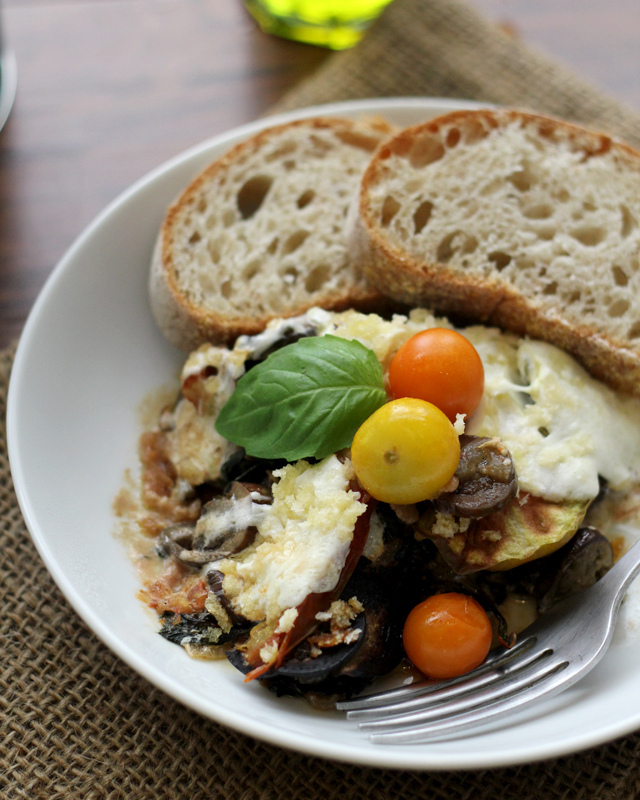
top-left (446, 128), bottom-right (461, 148)
top-left (520, 203), bottom-right (554, 220)
top-left (282, 230), bottom-right (309, 255)
top-left (305, 264), bottom-right (331, 292)
top-left (237, 175), bottom-right (273, 220)
top-left (297, 190), bottom-right (315, 209)
top-left (281, 266), bottom-right (299, 285)
top-left (413, 201), bottom-right (433, 234)
top-left (570, 226), bottom-right (606, 247)
top-left (621, 205), bottom-right (637, 238)
top-left (335, 129), bottom-right (381, 153)
top-left (436, 231), bottom-right (478, 263)
top-left (611, 265), bottom-right (629, 287)
top-left (608, 299), bottom-right (630, 318)
top-left (243, 260), bottom-right (261, 281)
top-left (408, 136), bottom-right (445, 169)
top-left (461, 118), bottom-right (491, 145)
top-left (507, 162), bottom-right (535, 192)
top-left (488, 251), bottom-right (512, 271)
top-left (381, 196), bottom-right (400, 226)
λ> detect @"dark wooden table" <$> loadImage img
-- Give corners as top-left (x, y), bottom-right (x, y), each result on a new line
top-left (1, 0), bottom-right (638, 349)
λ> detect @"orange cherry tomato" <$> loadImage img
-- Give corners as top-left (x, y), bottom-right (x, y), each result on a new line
top-left (402, 593), bottom-right (492, 680)
top-left (388, 329), bottom-right (484, 422)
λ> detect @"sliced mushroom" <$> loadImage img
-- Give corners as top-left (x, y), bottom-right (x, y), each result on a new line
top-left (156, 523), bottom-right (196, 558)
top-left (162, 481), bottom-right (272, 566)
top-left (195, 481), bottom-right (269, 548)
top-left (435, 434), bottom-right (518, 518)
top-left (173, 550), bottom-right (225, 566)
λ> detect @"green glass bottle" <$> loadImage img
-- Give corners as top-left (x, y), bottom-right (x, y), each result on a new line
top-left (243, 0), bottom-right (395, 49)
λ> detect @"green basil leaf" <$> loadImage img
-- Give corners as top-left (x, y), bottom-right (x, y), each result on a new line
top-left (215, 335), bottom-right (387, 461)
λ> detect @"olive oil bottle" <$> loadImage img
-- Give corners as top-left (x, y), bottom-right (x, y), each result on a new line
top-left (243, 0), bottom-right (395, 49)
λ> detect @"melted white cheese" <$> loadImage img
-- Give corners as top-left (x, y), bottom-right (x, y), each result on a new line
top-left (465, 327), bottom-right (640, 501)
top-left (216, 455), bottom-right (367, 623)
top-left (236, 308), bottom-right (334, 359)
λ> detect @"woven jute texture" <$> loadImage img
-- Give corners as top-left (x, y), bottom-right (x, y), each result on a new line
top-left (4, 0), bottom-right (640, 796)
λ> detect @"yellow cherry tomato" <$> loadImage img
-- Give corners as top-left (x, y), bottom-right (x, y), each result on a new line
top-left (351, 398), bottom-right (460, 504)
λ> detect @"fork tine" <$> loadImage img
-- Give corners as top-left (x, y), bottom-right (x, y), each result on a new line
top-left (345, 668), bottom-right (510, 721)
top-left (368, 660), bottom-right (572, 743)
top-left (345, 644), bottom-right (551, 721)
top-left (336, 635), bottom-right (537, 713)
top-left (357, 651), bottom-right (563, 730)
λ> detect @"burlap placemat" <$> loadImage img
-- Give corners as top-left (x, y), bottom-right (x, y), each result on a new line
top-left (4, 0), bottom-right (640, 796)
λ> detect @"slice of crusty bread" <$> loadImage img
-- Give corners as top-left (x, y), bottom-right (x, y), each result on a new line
top-left (350, 108), bottom-right (640, 396)
top-left (150, 116), bottom-right (395, 351)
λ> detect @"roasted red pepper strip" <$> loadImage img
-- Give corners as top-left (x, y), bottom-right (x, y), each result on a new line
top-left (243, 495), bottom-right (375, 682)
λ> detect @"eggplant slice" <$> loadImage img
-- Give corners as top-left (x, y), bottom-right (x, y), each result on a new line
top-left (226, 612), bottom-right (366, 683)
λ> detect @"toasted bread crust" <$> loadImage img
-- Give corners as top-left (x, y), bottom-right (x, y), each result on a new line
top-left (351, 108), bottom-right (640, 395)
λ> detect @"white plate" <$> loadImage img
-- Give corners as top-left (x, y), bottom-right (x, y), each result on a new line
top-left (8, 98), bottom-right (640, 770)
top-left (0, 48), bottom-right (17, 133)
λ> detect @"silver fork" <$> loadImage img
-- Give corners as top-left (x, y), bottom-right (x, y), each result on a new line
top-left (337, 537), bottom-right (640, 744)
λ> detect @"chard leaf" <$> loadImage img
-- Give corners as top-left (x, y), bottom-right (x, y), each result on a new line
top-left (215, 335), bottom-right (387, 460)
